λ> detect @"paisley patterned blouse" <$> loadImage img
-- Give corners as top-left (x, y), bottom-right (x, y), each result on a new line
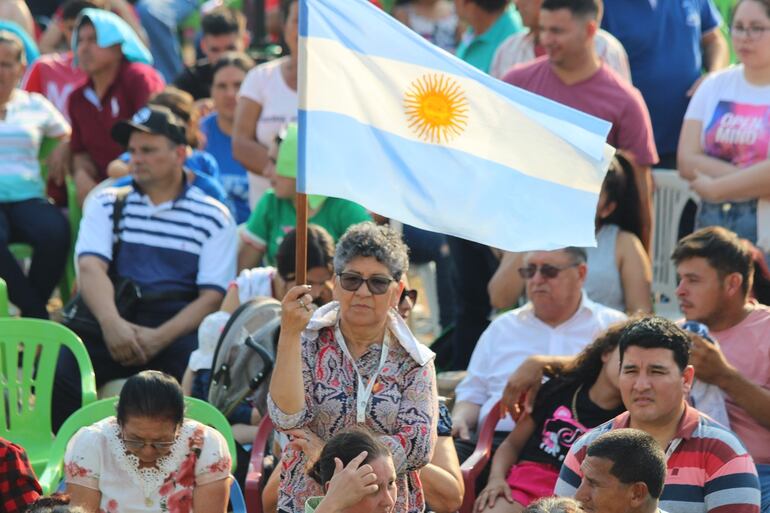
top-left (64, 418), bottom-right (231, 513)
top-left (267, 307), bottom-right (438, 513)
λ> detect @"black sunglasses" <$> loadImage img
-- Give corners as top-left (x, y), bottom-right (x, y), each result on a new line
top-left (338, 272), bottom-right (395, 295)
top-left (400, 288), bottom-right (418, 305)
top-left (517, 263), bottom-right (579, 280)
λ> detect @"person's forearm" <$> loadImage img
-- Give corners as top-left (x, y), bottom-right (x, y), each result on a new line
top-left (487, 252), bottom-right (524, 310)
top-left (233, 136), bottom-right (270, 175)
top-left (79, 262), bottom-right (120, 324)
top-left (269, 332), bottom-right (306, 415)
top-left (487, 435), bottom-right (519, 481)
top-left (420, 464), bottom-right (464, 513)
top-left (678, 152), bottom-right (739, 180)
top-left (717, 367), bottom-right (770, 430)
top-left (699, 160), bottom-right (770, 202)
top-left (633, 165), bottom-right (653, 253)
top-left (451, 400), bottom-right (480, 434)
top-left (702, 31), bottom-right (730, 72)
top-left (154, 291), bottom-right (223, 349)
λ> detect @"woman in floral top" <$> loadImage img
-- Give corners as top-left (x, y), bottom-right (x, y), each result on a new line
top-left (64, 371), bottom-right (232, 513)
top-left (270, 222), bottom-right (438, 513)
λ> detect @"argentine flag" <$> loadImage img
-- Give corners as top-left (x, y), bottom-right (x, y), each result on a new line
top-left (298, 0), bottom-right (615, 251)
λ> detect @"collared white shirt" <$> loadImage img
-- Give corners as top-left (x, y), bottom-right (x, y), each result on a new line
top-left (455, 293), bottom-right (626, 432)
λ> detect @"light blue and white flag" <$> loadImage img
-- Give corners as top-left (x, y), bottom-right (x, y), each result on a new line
top-left (297, 0), bottom-right (615, 251)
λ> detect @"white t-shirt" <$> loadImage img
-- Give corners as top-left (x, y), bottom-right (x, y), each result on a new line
top-left (233, 266), bottom-right (276, 303)
top-left (238, 57), bottom-right (298, 208)
top-left (490, 29), bottom-right (631, 82)
top-left (455, 294), bottom-right (626, 432)
top-left (684, 66), bottom-right (770, 249)
top-left (684, 65), bottom-right (770, 169)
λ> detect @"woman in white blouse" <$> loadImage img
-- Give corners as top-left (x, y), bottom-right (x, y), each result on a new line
top-left (65, 371), bottom-right (232, 513)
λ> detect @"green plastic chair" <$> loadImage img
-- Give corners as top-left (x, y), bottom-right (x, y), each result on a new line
top-left (39, 396), bottom-right (238, 494)
top-left (0, 277), bottom-right (8, 317)
top-left (0, 318), bottom-right (97, 478)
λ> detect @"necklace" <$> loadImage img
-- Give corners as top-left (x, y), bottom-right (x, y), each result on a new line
top-left (570, 384), bottom-right (583, 424)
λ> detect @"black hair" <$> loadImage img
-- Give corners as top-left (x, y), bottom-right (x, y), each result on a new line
top-left (599, 154), bottom-right (643, 241)
top-left (211, 51), bottom-right (255, 78)
top-left (469, 0), bottom-right (509, 13)
top-left (308, 426), bottom-right (391, 486)
top-left (61, 0), bottom-right (101, 21)
top-left (201, 6), bottom-right (245, 36)
top-left (541, 0), bottom-right (599, 18)
top-left (618, 317), bottom-right (691, 372)
top-left (275, 224), bottom-right (335, 281)
top-left (672, 226), bottom-right (754, 296)
top-left (27, 495), bottom-right (87, 513)
top-left (534, 319), bottom-right (630, 412)
top-left (586, 429), bottom-right (667, 499)
top-left (116, 371), bottom-right (185, 426)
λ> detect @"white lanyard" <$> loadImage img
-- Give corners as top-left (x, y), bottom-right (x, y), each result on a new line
top-left (335, 324), bottom-right (390, 423)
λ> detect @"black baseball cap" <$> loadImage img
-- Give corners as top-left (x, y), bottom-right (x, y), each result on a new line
top-left (111, 105), bottom-right (187, 147)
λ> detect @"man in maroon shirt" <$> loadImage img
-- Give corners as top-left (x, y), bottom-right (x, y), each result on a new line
top-left (503, 0), bottom-right (657, 252)
top-left (68, 9), bottom-right (164, 204)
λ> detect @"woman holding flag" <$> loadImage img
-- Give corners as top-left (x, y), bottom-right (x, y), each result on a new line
top-left (268, 222), bottom-right (438, 513)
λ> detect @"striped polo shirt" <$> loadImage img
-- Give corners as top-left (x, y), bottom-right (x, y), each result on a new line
top-left (75, 180), bottom-right (237, 296)
top-left (554, 404), bottom-right (761, 513)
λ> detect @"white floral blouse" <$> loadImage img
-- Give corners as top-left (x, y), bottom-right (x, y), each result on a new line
top-left (64, 417), bottom-right (231, 513)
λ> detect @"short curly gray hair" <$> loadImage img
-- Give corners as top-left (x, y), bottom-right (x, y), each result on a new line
top-left (334, 222), bottom-right (409, 280)
top-left (524, 497), bottom-right (584, 513)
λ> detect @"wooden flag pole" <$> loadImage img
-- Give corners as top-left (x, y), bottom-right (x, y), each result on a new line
top-left (295, 192), bottom-right (309, 285)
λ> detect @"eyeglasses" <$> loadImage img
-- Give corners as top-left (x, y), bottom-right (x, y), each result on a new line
top-left (400, 288), bottom-right (418, 306)
top-left (338, 272), bottom-right (395, 295)
top-left (121, 433), bottom-right (177, 452)
top-left (517, 262), bottom-right (579, 280)
top-left (730, 24), bottom-right (770, 39)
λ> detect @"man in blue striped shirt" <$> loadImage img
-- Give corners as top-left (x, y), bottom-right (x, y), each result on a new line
top-left (52, 105), bottom-right (237, 429)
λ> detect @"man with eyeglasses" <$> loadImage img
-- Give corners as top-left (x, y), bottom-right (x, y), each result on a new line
top-left (451, 247), bottom-right (625, 475)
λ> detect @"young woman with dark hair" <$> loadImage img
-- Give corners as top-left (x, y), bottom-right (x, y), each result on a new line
top-left (474, 321), bottom-right (629, 513)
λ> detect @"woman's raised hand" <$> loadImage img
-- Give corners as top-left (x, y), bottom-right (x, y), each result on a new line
top-left (281, 285), bottom-right (316, 337)
top-left (322, 452), bottom-right (379, 511)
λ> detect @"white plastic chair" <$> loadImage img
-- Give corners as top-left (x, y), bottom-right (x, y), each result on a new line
top-left (651, 170), bottom-right (701, 318)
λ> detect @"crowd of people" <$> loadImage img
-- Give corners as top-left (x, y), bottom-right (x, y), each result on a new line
top-left (0, 0), bottom-right (769, 512)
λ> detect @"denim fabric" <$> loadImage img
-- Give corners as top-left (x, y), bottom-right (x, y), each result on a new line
top-left (0, 198), bottom-right (69, 318)
top-left (136, 0), bottom-right (198, 82)
top-left (696, 199), bottom-right (757, 243)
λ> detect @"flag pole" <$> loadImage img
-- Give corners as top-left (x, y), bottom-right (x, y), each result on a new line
top-left (295, 193), bottom-right (308, 285)
top-left (295, 0), bottom-right (309, 286)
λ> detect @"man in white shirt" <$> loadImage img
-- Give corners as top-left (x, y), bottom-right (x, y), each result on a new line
top-left (489, 0), bottom-right (630, 80)
top-left (451, 247), bottom-right (626, 463)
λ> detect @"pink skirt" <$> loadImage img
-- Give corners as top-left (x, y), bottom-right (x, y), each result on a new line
top-left (505, 461), bottom-right (560, 506)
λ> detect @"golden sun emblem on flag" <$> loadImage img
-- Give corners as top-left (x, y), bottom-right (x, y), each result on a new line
top-left (404, 74), bottom-right (469, 144)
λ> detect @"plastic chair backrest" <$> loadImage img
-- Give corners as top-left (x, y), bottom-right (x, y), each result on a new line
top-left (0, 318), bottom-right (96, 477)
top-left (39, 396), bottom-right (239, 494)
top-left (245, 414), bottom-right (275, 513)
top-left (651, 170), bottom-right (700, 318)
top-left (459, 400), bottom-right (504, 513)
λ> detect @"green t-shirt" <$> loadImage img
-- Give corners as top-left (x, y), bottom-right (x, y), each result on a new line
top-left (305, 497), bottom-right (323, 513)
top-left (243, 189), bottom-right (372, 265)
top-left (455, 5), bottom-right (523, 73)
